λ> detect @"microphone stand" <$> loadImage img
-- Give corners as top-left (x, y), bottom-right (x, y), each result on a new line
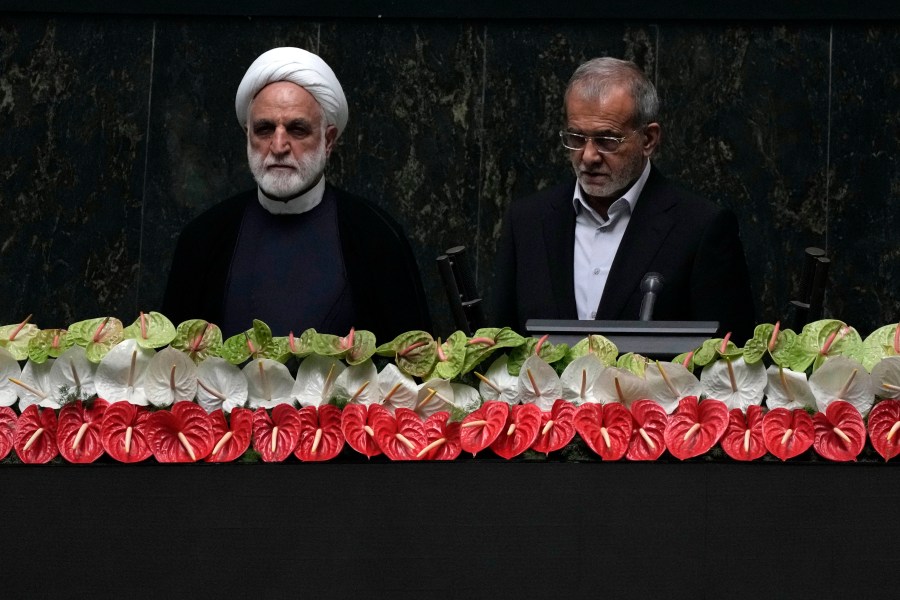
top-left (437, 245), bottom-right (485, 336)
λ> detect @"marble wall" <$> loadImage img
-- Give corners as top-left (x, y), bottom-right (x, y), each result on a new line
top-left (1, 12), bottom-right (898, 340)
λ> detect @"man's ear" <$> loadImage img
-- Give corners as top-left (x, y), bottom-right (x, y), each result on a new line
top-left (641, 122), bottom-right (661, 157)
top-left (324, 124), bottom-right (338, 157)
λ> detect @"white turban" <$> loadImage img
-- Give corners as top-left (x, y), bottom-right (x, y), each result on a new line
top-left (235, 47), bottom-right (348, 138)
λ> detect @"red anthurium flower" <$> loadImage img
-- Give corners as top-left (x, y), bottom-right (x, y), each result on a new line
top-left (459, 401), bottom-right (509, 456)
top-left (341, 403), bottom-right (384, 458)
top-left (812, 400), bottom-right (866, 462)
top-left (626, 400), bottom-right (668, 461)
top-left (531, 399), bottom-right (576, 455)
top-left (205, 408), bottom-right (253, 463)
top-left (663, 396), bottom-right (728, 460)
top-left (0, 406), bottom-right (17, 460)
top-left (574, 402), bottom-right (633, 460)
top-left (101, 402), bottom-right (153, 463)
top-left (372, 407), bottom-right (427, 461)
top-left (867, 399), bottom-right (900, 461)
top-left (295, 405), bottom-right (345, 462)
top-left (148, 401), bottom-right (214, 463)
top-left (57, 399), bottom-right (109, 464)
top-left (419, 411), bottom-right (461, 460)
top-left (14, 405), bottom-right (58, 464)
top-left (490, 403), bottom-right (542, 459)
top-left (252, 404), bottom-right (302, 462)
top-left (762, 407), bottom-right (814, 461)
top-left (720, 405), bottom-right (766, 461)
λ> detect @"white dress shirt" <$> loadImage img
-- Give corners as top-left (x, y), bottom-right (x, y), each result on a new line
top-left (573, 160), bottom-right (652, 320)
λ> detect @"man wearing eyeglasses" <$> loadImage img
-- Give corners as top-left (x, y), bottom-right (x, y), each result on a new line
top-left (492, 57), bottom-right (755, 342)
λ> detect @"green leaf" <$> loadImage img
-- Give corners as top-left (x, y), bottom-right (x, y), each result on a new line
top-left (461, 327), bottom-right (526, 374)
top-left (123, 312), bottom-right (177, 349)
top-left (507, 337), bottom-right (569, 376)
top-left (170, 320), bottom-right (223, 363)
top-left (429, 331), bottom-right (468, 380)
top-left (692, 338), bottom-right (721, 367)
top-left (567, 334), bottom-right (618, 367)
top-left (68, 317), bottom-right (125, 363)
top-left (26, 328), bottom-right (74, 363)
top-left (616, 352), bottom-right (648, 376)
top-left (860, 323), bottom-right (900, 371)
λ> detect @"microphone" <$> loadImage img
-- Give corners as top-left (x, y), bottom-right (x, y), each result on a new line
top-left (639, 272), bottom-right (665, 321)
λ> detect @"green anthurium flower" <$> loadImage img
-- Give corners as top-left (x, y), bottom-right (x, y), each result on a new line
top-left (0, 316), bottom-right (40, 361)
top-left (123, 311), bottom-right (177, 349)
top-left (376, 330), bottom-right (437, 378)
top-left (860, 323), bottom-right (900, 372)
top-left (26, 328), bottom-right (73, 363)
top-left (461, 327), bottom-right (525, 375)
top-left (68, 317), bottom-right (125, 363)
top-left (566, 334), bottom-right (618, 367)
top-left (785, 319), bottom-right (863, 373)
top-left (170, 319), bottom-right (223, 363)
top-left (506, 335), bottom-right (569, 376)
top-left (616, 352), bottom-right (648, 377)
top-left (428, 331), bottom-right (468, 381)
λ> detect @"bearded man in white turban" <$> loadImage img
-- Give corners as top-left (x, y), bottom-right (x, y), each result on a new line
top-left (163, 47), bottom-right (430, 340)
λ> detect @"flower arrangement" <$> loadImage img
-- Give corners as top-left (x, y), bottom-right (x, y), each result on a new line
top-left (1, 313), bottom-right (898, 464)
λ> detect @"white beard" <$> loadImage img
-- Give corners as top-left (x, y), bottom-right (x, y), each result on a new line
top-left (247, 137), bottom-right (327, 200)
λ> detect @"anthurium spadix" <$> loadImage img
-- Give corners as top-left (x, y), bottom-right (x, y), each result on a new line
top-left (559, 355), bottom-right (607, 406)
top-left (808, 355), bottom-right (875, 416)
top-left (0, 347), bottom-right (22, 407)
top-left (245, 358), bottom-right (294, 409)
top-left (592, 367), bottom-right (651, 409)
top-left (377, 363), bottom-right (418, 412)
top-left (291, 354), bottom-right (346, 408)
top-left (871, 356), bottom-right (900, 399)
top-left (0, 315), bottom-right (40, 361)
top-left (645, 361), bottom-right (702, 413)
top-left (764, 365), bottom-right (817, 411)
top-left (95, 339), bottom-right (156, 406)
top-left (700, 357), bottom-right (766, 411)
top-left (144, 346), bottom-right (198, 408)
top-left (11, 359), bottom-right (53, 411)
top-left (48, 346), bottom-right (98, 407)
top-left (518, 355), bottom-right (563, 411)
top-left (196, 357), bottom-right (248, 413)
top-left (332, 359), bottom-right (379, 406)
top-left (476, 354), bottom-right (519, 404)
top-left (415, 379), bottom-right (455, 418)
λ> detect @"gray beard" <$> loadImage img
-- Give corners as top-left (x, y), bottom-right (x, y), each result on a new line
top-left (247, 141), bottom-right (327, 200)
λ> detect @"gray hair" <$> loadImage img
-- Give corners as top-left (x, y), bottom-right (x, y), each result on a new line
top-left (564, 57), bottom-right (659, 127)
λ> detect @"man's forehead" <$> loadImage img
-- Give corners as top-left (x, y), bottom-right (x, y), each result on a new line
top-left (250, 81), bottom-right (323, 118)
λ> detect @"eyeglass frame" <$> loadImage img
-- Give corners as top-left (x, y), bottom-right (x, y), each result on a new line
top-left (558, 128), bottom-right (644, 153)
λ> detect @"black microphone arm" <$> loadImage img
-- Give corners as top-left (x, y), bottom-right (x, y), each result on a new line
top-left (638, 272), bottom-right (665, 321)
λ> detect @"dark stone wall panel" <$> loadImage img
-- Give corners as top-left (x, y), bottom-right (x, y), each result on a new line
top-left (0, 15), bottom-right (152, 329)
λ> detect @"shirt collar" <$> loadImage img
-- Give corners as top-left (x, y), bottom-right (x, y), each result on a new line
top-left (257, 176), bottom-right (326, 215)
top-left (572, 159), bottom-right (652, 221)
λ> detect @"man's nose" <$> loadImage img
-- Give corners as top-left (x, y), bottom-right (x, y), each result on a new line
top-left (271, 126), bottom-right (290, 154)
top-left (580, 140), bottom-right (605, 165)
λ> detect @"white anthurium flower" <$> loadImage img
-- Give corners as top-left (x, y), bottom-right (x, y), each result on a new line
top-left (809, 355), bottom-right (875, 416)
top-left (144, 346), bottom-right (198, 408)
top-left (196, 356), bottom-right (248, 413)
top-left (700, 357), bottom-right (766, 411)
top-left (560, 355), bottom-right (607, 405)
top-left (475, 354), bottom-right (519, 404)
top-left (0, 347), bottom-right (22, 407)
top-left (518, 355), bottom-right (563, 411)
top-left (291, 354), bottom-right (345, 408)
top-left (95, 339), bottom-right (155, 406)
top-left (764, 365), bottom-right (817, 411)
top-left (48, 346), bottom-right (98, 407)
top-left (13, 359), bottom-right (53, 411)
top-left (450, 382), bottom-right (482, 414)
top-left (377, 362), bottom-right (418, 412)
top-left (245, 358), bottom-right (295, 409)
top-left (871, 356), bottom-right (900, 399)
top-left (333, 359), bottom-right (379, 406)
top-left (415, 379), bottom-right (454, 419)
top-left (592, 367), bottom-right (651, 410)
top-left (645, 361), bottom-right (702, 414)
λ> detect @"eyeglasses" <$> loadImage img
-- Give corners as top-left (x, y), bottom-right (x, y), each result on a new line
top-left (558, 129), bottom-right (641, 153)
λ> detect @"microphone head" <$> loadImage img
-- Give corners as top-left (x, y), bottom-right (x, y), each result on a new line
top-left (640, 272), bottom-right (665, 293)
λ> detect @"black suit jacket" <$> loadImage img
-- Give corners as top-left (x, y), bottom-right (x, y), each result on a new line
top-left (162, 184), bottom-right (431, 341)
top-left (492, 166), bottom-right (755, 342)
